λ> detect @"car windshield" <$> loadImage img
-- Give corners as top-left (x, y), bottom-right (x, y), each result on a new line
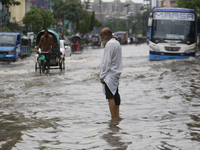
top-left (152, 19), bottom-right (196, 44)
top-left (0, 35), bottom-right (16, 46)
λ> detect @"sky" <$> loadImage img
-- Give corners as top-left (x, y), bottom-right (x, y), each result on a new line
top-left (82, 0), bottom-right (144, 4)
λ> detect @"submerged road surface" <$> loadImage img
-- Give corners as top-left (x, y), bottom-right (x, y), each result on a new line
top-left (0, 44), bottom-right (200, 150)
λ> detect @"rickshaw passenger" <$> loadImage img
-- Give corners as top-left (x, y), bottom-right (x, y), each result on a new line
top-left (37, 29), bottom-right (53, 73)
top-left (76, 40), bottom-right (80, 51)
top-left (52, 38), bottom-right (61, 54)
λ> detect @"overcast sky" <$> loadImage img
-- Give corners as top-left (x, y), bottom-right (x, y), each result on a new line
top-left (83, 0), bottom-right (144, 4)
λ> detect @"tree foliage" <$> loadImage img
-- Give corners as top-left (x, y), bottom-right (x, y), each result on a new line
top-left (0, 0), bottom-right (20, 7)
top-left (50, 0), bottom-right (83, 31)
top-left (22, 6), bottom-right (56, 35)
top-left (79, 11), bottom-right (91, 34)
top-left (9, 17), bottom-right (21, 31)
top-left (177, 0), bottom-right (200, 14)
top-left (50, 0), bottom-right (101, 34)
top-left (102, 7), bottom-right (150, 36)
top-left (1, 27), bottom-right (11, 31)
top-left (61, 28), bottom-right (69, 37)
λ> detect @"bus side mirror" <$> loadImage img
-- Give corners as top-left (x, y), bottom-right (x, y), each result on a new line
top-left (148, 17), bottom-right (152, 27)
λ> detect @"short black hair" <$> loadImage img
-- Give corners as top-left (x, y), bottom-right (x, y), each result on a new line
top-left (44, 29), bottom-right (48, 33)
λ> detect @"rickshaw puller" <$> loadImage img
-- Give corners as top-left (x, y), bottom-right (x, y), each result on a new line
top-left (36, 29), bottom-right (53, 73)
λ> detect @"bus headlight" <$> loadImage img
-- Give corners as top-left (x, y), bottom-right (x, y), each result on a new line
top-left (8, 50), bottom-right (15, 54)
top-left (150, 45), bottom-right (160, 52)
top-left (185, 48), bottom-right (196, 53)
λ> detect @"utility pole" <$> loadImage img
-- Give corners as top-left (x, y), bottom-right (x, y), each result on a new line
top-left (1, 5), bottom-right (4, 29)
top-left (40, 0), bottom-right (42, 8)
top-left (116, 0), bottom-right (119, 31)
top-left (124, 4), bottom-right (130, 37)
top-left (99, 0), bottom-right (102, 23)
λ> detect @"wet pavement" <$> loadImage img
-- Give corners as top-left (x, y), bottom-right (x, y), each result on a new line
top-left (0, 44), bottom-right (200, 150)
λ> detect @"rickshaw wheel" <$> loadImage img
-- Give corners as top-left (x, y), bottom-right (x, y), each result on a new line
top-left (59, 60), bottom-right (62, 72)
top-left (39, 61), bottom-right (45, 74)
top-left (39, 61), bottom-right (42, 74)
top-left (42, 62), bottom-right (46, 73)
top-left (35, 62), bottom-right (38, 72)
top-left (62, 58), bottom-right (65, 70)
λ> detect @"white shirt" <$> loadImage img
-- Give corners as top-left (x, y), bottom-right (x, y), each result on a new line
top-left (100, 38), bottom-right (123, 95)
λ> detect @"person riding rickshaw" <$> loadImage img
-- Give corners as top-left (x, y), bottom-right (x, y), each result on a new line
top-left (35, 29), bottom-right (64, 74)
top-left (70, 35), bottom-right (83, 53)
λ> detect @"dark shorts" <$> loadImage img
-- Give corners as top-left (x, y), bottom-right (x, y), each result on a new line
top-left (105, 83), bottom-right (121, 106)
top-left (40, 53), bottom-right (50, 63)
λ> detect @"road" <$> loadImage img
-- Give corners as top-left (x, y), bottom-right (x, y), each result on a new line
top-left (0, 44), bottom-right (200, 150)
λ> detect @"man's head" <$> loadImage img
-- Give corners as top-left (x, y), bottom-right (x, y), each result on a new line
top-left (100, 27), bottom-right (112, 48)
top-left (44, 29), bottom-right (49, 37)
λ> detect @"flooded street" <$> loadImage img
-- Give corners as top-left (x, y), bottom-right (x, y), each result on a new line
top-left (1, 44), bottom-right (200, 150)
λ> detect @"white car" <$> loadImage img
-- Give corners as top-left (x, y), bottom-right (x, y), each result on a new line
top-left (60, 40), bottom-right (71, 57)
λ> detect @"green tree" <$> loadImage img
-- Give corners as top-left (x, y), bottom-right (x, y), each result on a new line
top-left (22, 6), bottom-right (56, 35)
top-left (89, 11), bottom-right (102, 32)
top-left (141, 7), bottom-right (150, 36)
top-left (90, 11), bottom-right (95, 31)
top-left (177, 0), bottom-right (200, 14)
top-left (61, 28), bottom-right (69, 37)
top-left (103, 18), bottom-right (126, 32)
top-left (9, 17), bottom-right (21, 31)
top-left (79, 11), bottom-right (91, 34)
top-left (1, 27), bottom-right (11, 31)
top-left (50, 0), bottom-right (83, 32)
top-left (0, 0), bottom-right (20, 7)
top-left (50, 0), bottom-right (101, 33)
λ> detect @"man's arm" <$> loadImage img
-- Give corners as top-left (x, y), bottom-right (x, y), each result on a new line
top-left (48, 36), bottom-right (53, 53)
top-left (37, 36), bottom-right (43, 51)
top-left (100, 44), bottom-right (112, 81)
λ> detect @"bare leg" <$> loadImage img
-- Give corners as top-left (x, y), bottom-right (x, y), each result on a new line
top-left (108, 98), bottom-right (119, 118)
top-left (47, 62), bottom-right (50, 73)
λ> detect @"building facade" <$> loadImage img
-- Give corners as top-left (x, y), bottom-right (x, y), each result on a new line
top-left (9, 0), bottom-right (32, 24)
top-left (159, 0), bottom-right (177, 7)
top-left (92, 0), bottom-right (142, 23)
top-left (32, 0), bottom-right (49, 10)
top-left (143, 0), bottom-right (159, 9)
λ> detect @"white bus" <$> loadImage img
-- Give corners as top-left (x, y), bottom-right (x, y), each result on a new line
top-left (148, 8), bottom-right (198, 61)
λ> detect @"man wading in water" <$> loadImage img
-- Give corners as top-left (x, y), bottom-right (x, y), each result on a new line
top-left (100, 27), bottom-right (123, 118)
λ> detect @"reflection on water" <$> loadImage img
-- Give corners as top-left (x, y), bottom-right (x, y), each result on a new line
top-left (0, 45), bottom-right (200, 149)
top-left (0, 112), bottom-right (27, 150)
top-left (102, 117), bottom-right (131, 150)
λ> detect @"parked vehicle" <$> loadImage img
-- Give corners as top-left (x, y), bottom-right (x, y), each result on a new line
top-left (60, 40), bottom-right (71, 57)
top-left (148, 7), bottom-right (198, 61)
top-left (35, 29), bottom-right (64, 74)
top-left (21, 36), bottom-right (32, 58)
top-left (0, 31), bottom-right (31, 61)
top-left (116, 31), bottom-right (128, 44)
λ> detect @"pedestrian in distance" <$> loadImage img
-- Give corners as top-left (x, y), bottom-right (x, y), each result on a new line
top-left (99, 27), bottom-right (123, 118)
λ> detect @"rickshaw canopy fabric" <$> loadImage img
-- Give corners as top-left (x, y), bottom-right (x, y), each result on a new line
top-left (70, 35), bottom-right (82, 39)
top-left (92, 34), bottom-right (99, 37)
top-left (36, 29), bottom-right (60, 45)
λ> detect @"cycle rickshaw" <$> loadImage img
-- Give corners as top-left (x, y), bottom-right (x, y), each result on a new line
top-left (91, 34), bottom-right (100, 48)
top-left (35, 30), bottom-right (65, 74)
top-left (70, 35), bottom-right (83, 53)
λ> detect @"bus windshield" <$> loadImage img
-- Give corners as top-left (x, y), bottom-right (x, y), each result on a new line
top-left (151, 19), bottom-right (196, 44)
top-left (0, 35), bottom-right (16, 46)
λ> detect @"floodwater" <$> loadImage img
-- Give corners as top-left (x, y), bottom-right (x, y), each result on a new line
top-left (0, 44), bottom-right (200, 150)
